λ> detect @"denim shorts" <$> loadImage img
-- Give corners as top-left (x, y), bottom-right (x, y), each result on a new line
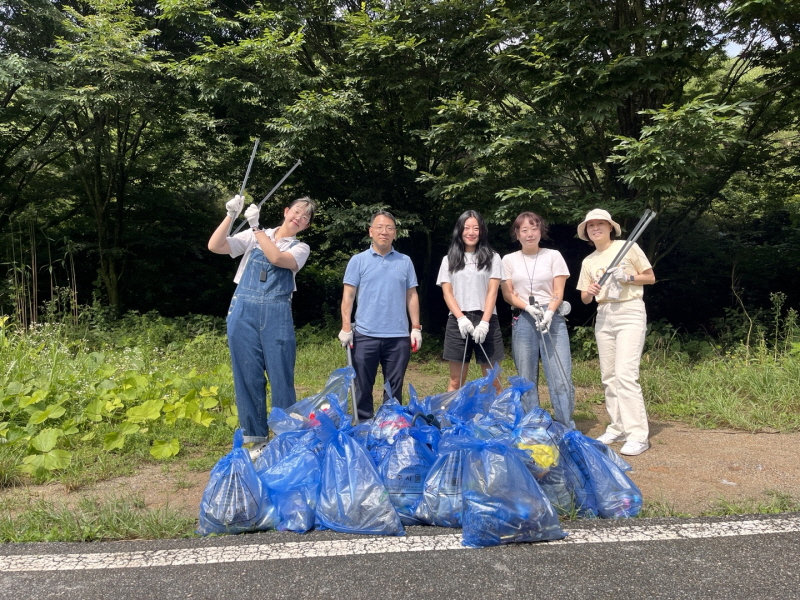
top-left (442, 312), bottom-right (504, 364)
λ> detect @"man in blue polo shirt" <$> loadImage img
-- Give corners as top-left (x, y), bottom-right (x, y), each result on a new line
top-left (338, 210), bottom-right (422, 421)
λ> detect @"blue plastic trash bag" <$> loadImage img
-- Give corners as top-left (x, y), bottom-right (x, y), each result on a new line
top-left (409, 383), bottom-right (461, 421)
top-left (444, 363), bottom-right (502, 423)
top-left (412, 430), bottom-right (468, 527)
top-left (315, 412), bottom-right (404, 536)
top-left (260, 431), bottom-right (323, 533)
top-left (561, 430), bottom-right (643, 518)
top-left (378, 427), bottom-right (439, 525)
top-left (253, 430), bottom-right (313, 474)
top-left (197, 429), bottom-right (279, 535)
top-left (443, 434), bottom-right (565, 547)
top-left (488, 376), bottom-right (534, 428)
top-left (514, 408), bottom-right (573, 514)
top-left (268, 367), bottom-right (354, 435)
top-left (366, 389), bottom-right (413, 465)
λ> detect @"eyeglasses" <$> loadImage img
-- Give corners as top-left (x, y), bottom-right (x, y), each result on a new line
top-left (289, 208), bottom-right (310, 224)
top-left (371, 225), bottom-right (396, 233)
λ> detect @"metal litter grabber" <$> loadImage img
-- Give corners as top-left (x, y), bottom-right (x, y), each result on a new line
top-left (227, 138), bottom-right (260, 235)
top-left (345, 344), bottom-right (360, 425)
top-left (231, 159), bottom-right (304, 236)
top-left (597, 208), bottom-right (656, 286)
top-left (526, 300), bottom-right (576, 413)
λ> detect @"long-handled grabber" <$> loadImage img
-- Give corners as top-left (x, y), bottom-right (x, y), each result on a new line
top-left (227, 138), bottom-right (260, 235)
top-left (597, 208), bottom-right (656, 286)
top-left (232, 159), bottom-right (303, 236)
top-left (345, 344), bottom-right (360, 425)
top-left (457, 336), bottom-right (470, 389)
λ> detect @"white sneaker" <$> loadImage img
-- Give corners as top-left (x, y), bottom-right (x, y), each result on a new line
top-left (620, 440), bottom-right (649, 456)
top-left (248, 441), bottom-right (268, 461)
top-left (596, 432), bottom-right (624, 445)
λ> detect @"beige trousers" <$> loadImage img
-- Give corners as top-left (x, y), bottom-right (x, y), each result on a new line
top-left (595, 298), bottom-right (649, 443)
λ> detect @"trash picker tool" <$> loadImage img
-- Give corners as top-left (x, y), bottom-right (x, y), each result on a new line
top-left (345, 344), bottom-right (359, 425)
top-left (232, 159), bottom-right (303, 236)
top-left (227, 138), bottom-right (260, 235)
top-left (458, 336), bottom-right (469, 389)
top-left (597, 209), bottom-right (656, 286)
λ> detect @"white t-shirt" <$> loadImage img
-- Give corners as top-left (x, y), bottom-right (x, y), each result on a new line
top-left (502, 248), bottom-right (570, 306)
top-left (227, 227), bottom-right (310, 290)
top-left (577, 240), bottom-right (652, 303)
top-left (436, 252), bottom-right (503, 314)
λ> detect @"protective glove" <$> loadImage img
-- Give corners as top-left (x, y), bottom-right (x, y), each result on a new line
top-left (410, 329), bottom-right (422, 352)
top-left (338, 329), bottom-right (353, 348)
top-left (537, 310), bottom-right (554, 333)
top-left (472, 320), bottom-right (490, 344)
top-left (606, 266), bottom-right (628, 283)
top-left (244, 203), bottom-right (261, 229)
top-left (226, 194), bottom-right (244, 220)
top-left (524, 304), bottom-right (544, 320)
top-left (456, 316), bottom-right (474, 339)
top-left (606, 278), bottom-right (622, 300)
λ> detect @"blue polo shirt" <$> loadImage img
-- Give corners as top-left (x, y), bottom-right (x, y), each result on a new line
top-left (343, 246), bottom-right (418, 338)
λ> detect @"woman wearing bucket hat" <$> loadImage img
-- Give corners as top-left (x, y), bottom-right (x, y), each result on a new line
top-left (576, 209), bottom-right (655, 456)
top-left (501, 211), bottom-right (575, 428)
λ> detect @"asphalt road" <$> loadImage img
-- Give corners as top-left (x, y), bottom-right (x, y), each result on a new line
top-left (2, 514), bottom-right (799, 599)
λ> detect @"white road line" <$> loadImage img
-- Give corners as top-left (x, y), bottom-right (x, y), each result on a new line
top-left (3, 516), bottom-right (800, 572)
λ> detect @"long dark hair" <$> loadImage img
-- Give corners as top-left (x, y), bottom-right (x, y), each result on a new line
top-left (447, 210), bottom-right (495, 273)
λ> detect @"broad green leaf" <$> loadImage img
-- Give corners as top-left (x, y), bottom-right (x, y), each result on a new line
top-left (104, 432), bottom-right (126, 451)
top-left (226, 415), bottom-right (239, 428)
top-left (84, 398), bottom-right (105, 422)
top-left (42, 449), bottom-right (72, 470)
top-left (81, 431), bottom-right (96, 441)
top-left (28, 404), bottom-right (67, 425)
top-left (118, 421), bottom-right (141, 435)
top-left (31, 429), bottom-right (63, 453)
top-left (150, 438), bottom-right (180, 459)
top-left (126, 399), bottom-right (164, 423)
top-left (190, 410), bottom-right (214, 428)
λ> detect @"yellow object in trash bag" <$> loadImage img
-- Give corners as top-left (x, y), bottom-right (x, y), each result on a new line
top-left (517, 443), bottom-right (559, 468)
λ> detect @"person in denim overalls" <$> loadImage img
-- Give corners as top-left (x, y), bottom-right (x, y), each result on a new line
top-left (209, 195), bottom-right (317, 457)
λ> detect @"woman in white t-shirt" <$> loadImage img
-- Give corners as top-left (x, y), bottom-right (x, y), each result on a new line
top-left (576, 208), bottom-right (655, 456)
top-left (436, 210), bottom-right (504, 392)
top-left (208, 194), bottom-right (316, 459)
top-left (501, 211), bottom-right (575, 427)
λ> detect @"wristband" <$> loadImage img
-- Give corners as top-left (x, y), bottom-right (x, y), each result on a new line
top-left (628, 274), bottom-right (634, 282)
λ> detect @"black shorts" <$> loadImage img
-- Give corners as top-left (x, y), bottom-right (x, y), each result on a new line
top-left (442, 312), bottom-right (504, 365)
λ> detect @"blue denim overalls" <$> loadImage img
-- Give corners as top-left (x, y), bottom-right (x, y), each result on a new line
top-left (227, 243), bottom-right (297, 443)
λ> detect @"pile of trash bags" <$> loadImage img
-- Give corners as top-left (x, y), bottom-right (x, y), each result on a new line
top-left (198, 366), bottom-right (643, 547)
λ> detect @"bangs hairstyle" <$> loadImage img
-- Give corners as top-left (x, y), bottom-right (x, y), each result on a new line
top-left (511, 211), bottom-right (549, 241)
top-left (448, 210), bottom-right (495, 273)
top-left (289, 196), bottom-right (317, 224)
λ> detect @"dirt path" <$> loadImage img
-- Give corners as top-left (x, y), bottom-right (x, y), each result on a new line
top-left (4, 415), bottom-right (799, 520)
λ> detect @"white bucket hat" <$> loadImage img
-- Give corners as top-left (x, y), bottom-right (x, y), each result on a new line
top-left (577, 208), bottom-right (622, 241)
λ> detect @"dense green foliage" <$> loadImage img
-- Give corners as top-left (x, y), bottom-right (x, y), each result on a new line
top-left (1, 0), bottom-right (799, 330)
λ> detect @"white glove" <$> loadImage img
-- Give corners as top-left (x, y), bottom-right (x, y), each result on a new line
top-left (410, 329), bottom-right (422, 352)
top-left (456, 316), bottom-right (474, 339)
top-left (338, 329), bottom-right (353, 348)
top-left (226, 194), bottom-right (244, 220)
top-left (472, 320), bottom-right (490, 344)
top-left (606, 266), bottom-right (628, 283)
top-left (524, 304), bottom-right (544, 320)
top-left (606, 278), bottom-right (622, 300)
top-left (537, 310), bottom-right (554, 333)
top-left (244, 203), bottom-right (260, 229)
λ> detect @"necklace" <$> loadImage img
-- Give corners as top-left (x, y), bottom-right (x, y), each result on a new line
top-left (522, 249), bottom-right (540, 301)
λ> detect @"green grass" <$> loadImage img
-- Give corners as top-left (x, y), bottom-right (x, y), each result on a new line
top-left (0, 496), bottom-right (195, 542)
top-left (700, 490), bottom-right (800, 516)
